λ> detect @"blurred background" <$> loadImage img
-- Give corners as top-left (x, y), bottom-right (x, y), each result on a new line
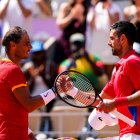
top-left (0, 0), bottom-right (135, 140)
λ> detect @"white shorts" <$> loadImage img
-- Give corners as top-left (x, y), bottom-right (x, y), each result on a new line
top-left (120, 133), bottom-right (140, 140)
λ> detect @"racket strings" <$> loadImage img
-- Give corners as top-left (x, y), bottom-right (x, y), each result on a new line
top-left (57, 86), bottom-right (78, 105)
top-left (70, 72), bottom-right (96, 107)
top-left (56, 71), bottom-right (97, 107)
top-left (75, 90), bottom-right (96, 106)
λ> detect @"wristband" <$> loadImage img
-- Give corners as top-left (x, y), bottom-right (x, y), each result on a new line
top-left (28, 128), bottom-right (32, 135)
top-left (115, 97), bottom-right (128, 108)
top-left (67, 87), bottom-right (78, 98)
top-left (40, 89), bottom-right (56, 105)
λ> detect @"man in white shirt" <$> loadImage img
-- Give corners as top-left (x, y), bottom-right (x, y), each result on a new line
top-left (0, 0), bottom-right (40, 39)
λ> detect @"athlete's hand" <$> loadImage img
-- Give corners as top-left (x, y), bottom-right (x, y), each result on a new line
top-left (56, 75), bottom-right (73, 93)
top-left (29, 132), bottom-right (37, 140)
top-left (97, 99), bottom-right (116, 113)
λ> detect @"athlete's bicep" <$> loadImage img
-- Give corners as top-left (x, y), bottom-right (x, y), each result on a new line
top-left (12, 85), bottom-right (44, 112)
top-left (13, 86), bottom-right (31, 109)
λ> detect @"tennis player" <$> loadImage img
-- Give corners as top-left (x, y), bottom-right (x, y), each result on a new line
top-left (58, 21), bottom-right (140, 140)
top-left (0, 26), bottom-right (56, 140)
top-left (96, 20), bottom-right (140, 140)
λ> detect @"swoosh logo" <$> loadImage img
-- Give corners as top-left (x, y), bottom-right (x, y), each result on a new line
top-left (44, 92), bottom-right (49, 97)
top-left (98, 117), bottom-right (103, 121)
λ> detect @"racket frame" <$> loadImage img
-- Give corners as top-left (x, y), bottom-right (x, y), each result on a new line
top-left (54, 70), bottom-right (102, 108)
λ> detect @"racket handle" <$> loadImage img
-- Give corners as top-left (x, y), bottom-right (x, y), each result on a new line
top-left (111, 110), bottom-right (135, 127)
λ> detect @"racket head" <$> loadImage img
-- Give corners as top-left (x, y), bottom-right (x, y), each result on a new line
top-left (54, 70), bottom-right (100, 108)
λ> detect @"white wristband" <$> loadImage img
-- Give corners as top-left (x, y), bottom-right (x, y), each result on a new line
top-left (67, 87), bottom-right (78, 98)
top-left (40, 89), bottom-right (56, 105)
top-left (28, 128), bottom-right (32, 135)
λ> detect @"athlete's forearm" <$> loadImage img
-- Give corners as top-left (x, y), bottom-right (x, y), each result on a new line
top-left (0, 0), bottom-right (9, 19)
top-left (127, 90), bottom-right (140, 106)
top-left (67, 87), bottom-right (95, 106)
top-left (17, 0), bottom-right (32, 17)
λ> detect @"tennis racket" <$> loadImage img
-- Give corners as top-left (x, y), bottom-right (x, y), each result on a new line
top-left (54, 70), bottom-right (135, 127)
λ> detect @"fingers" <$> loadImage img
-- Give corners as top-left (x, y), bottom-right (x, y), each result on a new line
top-left (56, 75), bottom-right (71, 87)
top-left (96, 99), bottom-right (116, 113)
top-left (56, 75), bottom-right (74, 93)
top-left (96, 101), bottom-right (104, 111)
top-left (57, 75), bottom-right (71, 83)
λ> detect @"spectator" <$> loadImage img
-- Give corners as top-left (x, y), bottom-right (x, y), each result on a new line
top-left (133, 20), bottom-right (140, 54)
top-left (123, 0), bottom-right (140, 54)
top-left (87, 0), bottom-right (121, 79)
top-left (36, 0), bottom-right (52, 17)
top-left (56, 0), bottom-right (90, 58)
top-left (123, 0), bottom-right (140, 24)
top-left (0, 0), bottom-right (35, 38)
top-left (0, 0), bottom-right (52, 39)
top-left (45, 0), bottom-right (90, 90)
top-left (58, 33), bottom-right (108, 92)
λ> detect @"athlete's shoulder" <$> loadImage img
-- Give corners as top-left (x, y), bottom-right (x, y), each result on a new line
top-left (1, 60), bottom-right (22, 75)
top-left (124, 53), bottom-right (140, 70)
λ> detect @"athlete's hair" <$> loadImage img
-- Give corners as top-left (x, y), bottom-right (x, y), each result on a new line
top-left (111, 21), bottom-right (137, 46)
top-left (2, 26), bottom-right (27, 52)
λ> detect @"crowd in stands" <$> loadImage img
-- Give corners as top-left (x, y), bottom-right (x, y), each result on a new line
top-left (0, 0), bottom-right (140, 139)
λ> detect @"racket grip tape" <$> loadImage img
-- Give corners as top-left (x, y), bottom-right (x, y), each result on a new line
top-left (111, 110), bottom-right (135, 127)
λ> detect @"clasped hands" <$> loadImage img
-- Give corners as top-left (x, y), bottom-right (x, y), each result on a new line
top-left (56, 75), bottom-right (74, 93)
